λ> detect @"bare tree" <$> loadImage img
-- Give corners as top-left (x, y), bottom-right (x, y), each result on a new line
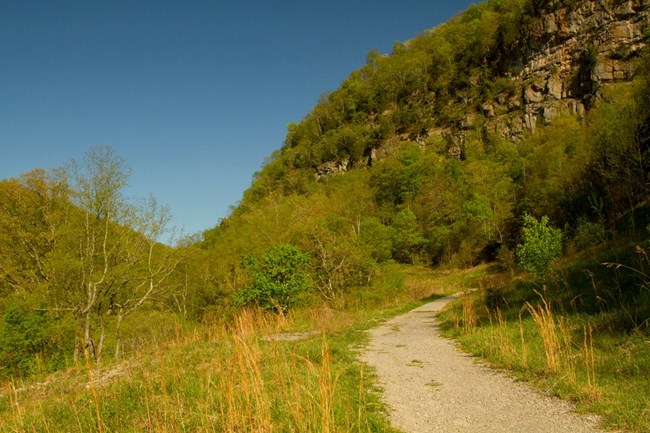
top-left (112, 196), bottom-right (177, 359)
top-left (69, 145), bottom-right (130, 361)
top-left (68, 146), bottom-right (176, 361)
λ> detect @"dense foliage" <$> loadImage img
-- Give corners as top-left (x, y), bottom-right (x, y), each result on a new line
top-left (198, 0), bottom-right (650, 351)
top-left (516, 214), bottom-right (563, 279)
top-left (232, 244), bottom-right (311, 313)
top-left (0, 147), bottom-right (180, 376)
top-left (1, 0), bottom-right (648, 380)
top-left (205, 0), bottom-right (649, 281)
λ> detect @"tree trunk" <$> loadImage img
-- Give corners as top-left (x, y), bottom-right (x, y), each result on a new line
top-left (96, 319), bottom-right (106, 363)
top-left (114, 313), bottom-right (124, 359)
top-left (84, 309), bottom-right (93, 360)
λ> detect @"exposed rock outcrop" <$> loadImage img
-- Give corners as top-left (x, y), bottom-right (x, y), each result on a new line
top-left (420, 0), bottom-right (650, 155)
top-left (485, 0), bottom-right (650, 142)
top-left (315, 159), bottom-right (350, 180)
top-left (317, 0), bottom-right (649, 177)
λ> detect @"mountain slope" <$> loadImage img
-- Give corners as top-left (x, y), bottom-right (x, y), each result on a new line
top-left (202, 0), bottom-right (649, 289)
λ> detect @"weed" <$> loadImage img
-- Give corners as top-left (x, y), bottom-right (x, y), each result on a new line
top-left (518, 311), bottom-right (528, 368)
top-left (462, 291), bottom-right (477, 332)
top-left (6, 381), bottom-right (22, 432)
top-left (582, 324), bottom-right (597, 392)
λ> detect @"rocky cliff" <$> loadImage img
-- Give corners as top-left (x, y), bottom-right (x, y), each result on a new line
top-left (483, 0), bottom-right (649, 143)
top-left (306, 1), bottom-right (650, 178)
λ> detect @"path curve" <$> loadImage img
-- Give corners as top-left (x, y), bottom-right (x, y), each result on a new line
top-left (361, 295), bottom-right (609, 433)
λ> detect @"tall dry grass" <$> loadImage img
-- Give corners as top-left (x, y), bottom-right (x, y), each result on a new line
top-left (436, 263), bottom-right (649, 433)
top-left (583, 324), bottom-right (597, 390)
top-left (461, 291), bottom-right (477, 332)
top-left (0, 306), bottom-right (394, 433)
top-left (445, 288), bottom-right (602, 400)
top-left (525, 296), bottom-right (561, 373)
top-left (524, 294), bottom-right (598, 391)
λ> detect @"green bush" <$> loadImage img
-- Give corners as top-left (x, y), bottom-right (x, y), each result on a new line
top-left (574, 218), bottom-right (606, 249)
top-left (516, 214), bottom-right (563, 279)
top-left (232, 244), bottom-right (311, 314)
top-left (0, 300), bottom-right (73, 378)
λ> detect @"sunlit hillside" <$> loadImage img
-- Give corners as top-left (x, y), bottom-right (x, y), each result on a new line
top-left (1, 0), bottom-right (649, 431)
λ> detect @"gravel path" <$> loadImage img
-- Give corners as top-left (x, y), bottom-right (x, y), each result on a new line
top-left (361, 295), bottom-right (609, 433)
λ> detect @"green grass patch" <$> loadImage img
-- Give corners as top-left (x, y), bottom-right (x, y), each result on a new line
top-left (0, 313), bottom-right (402, 432)
top-left (0, 264), bottom-right (457, 432)
top-left (439, 255), bottom-right (650, 433)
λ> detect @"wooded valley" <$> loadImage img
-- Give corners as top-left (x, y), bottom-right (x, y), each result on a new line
top-left (1, 0), bottom-right (649, 430)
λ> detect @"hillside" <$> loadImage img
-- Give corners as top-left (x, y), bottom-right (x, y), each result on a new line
top-left (194, 2), bottom-right (650, 426)
top-left (202, 0), bottom-right (650, 290)
top-left (1, 0), bottom-right (649, 431)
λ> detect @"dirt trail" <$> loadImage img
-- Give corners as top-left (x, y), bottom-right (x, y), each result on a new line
top-left (361, 295), bottom-right (609, 433)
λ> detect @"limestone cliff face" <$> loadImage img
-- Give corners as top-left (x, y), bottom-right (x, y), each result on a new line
top-left (484, 0), bottom-right (649, 142)
top-left (317, 0), bottom-right (650, 175)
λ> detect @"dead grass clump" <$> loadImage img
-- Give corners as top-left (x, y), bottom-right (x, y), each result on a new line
top-left (525, 297), bottom-right (560, 373)
top-left (462, 291), bottom-right (477, 332)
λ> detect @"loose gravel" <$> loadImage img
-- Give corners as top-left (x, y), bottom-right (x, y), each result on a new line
top-left (361, 295), bottom-right (610, 433)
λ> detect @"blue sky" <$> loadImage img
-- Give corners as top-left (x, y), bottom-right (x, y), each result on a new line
top-left (1, 0), bottom-right (475, 242)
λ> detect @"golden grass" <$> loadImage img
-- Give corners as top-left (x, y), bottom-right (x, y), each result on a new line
top-left (524, 293), bottom-right (599, 396)
top-left (525, 296), bottom-right (560, 373)
top-left (0, 304), bottom-right (401, 432)
top-left (462, 291), bottom-right (477, 332)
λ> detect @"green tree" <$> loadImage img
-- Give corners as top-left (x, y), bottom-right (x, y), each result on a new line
top-left (0, 169), bottom-right (70, 298)
top-left (0, 302), bottom-right (50, 377)
top-left (66, 145), bottom-right (132, 360)
top-left (111, 195), bottom-right (177, 359)
top-left (303, 214), bottom-right (375, 303)
top-left (0, 299), bottom-right (73, 378)
top-left (371, 143), bottom-right (427, 207)
top-left (62, 145), bottom-right (176, 361)
top-left (582, 82), bottom-right (649, 226)
top-left (516, 214), bottom-right (563, 279)
top-left (233, 245), bottom-right (311, 314)
top-left (359, 218), bottom-right (395, 263)
top-left (392, 209), bottom-right (428, 264)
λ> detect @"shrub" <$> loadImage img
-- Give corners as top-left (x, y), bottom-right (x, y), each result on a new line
top-left (574, 218), bottom-right (606, 249)
top-left (232, 245), bottom-right (311, 314)
top-left (0, 300), bottom-right (73, 378)
top-left (516, 214), bottom-right (563, 279)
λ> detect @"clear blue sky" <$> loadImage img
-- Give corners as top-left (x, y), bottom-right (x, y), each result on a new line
top-left (1, 0), bottom-right (475, 241)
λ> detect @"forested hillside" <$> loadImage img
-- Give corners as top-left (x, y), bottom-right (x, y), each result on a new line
top-left (202, 0), bottom-right (650, 307)
top-left (1, 0), bottom-right (649, 385)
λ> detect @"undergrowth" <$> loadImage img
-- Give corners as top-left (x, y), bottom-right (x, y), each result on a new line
top-left (440, 244), bottom-right (650, 433)
top-left (0, 264), bottom-right (459, 433)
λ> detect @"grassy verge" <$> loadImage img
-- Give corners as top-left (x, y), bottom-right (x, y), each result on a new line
top-left (439, 262), bottom-right (650, 433)
top-left (0, 264), bottom-right (461, 433)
